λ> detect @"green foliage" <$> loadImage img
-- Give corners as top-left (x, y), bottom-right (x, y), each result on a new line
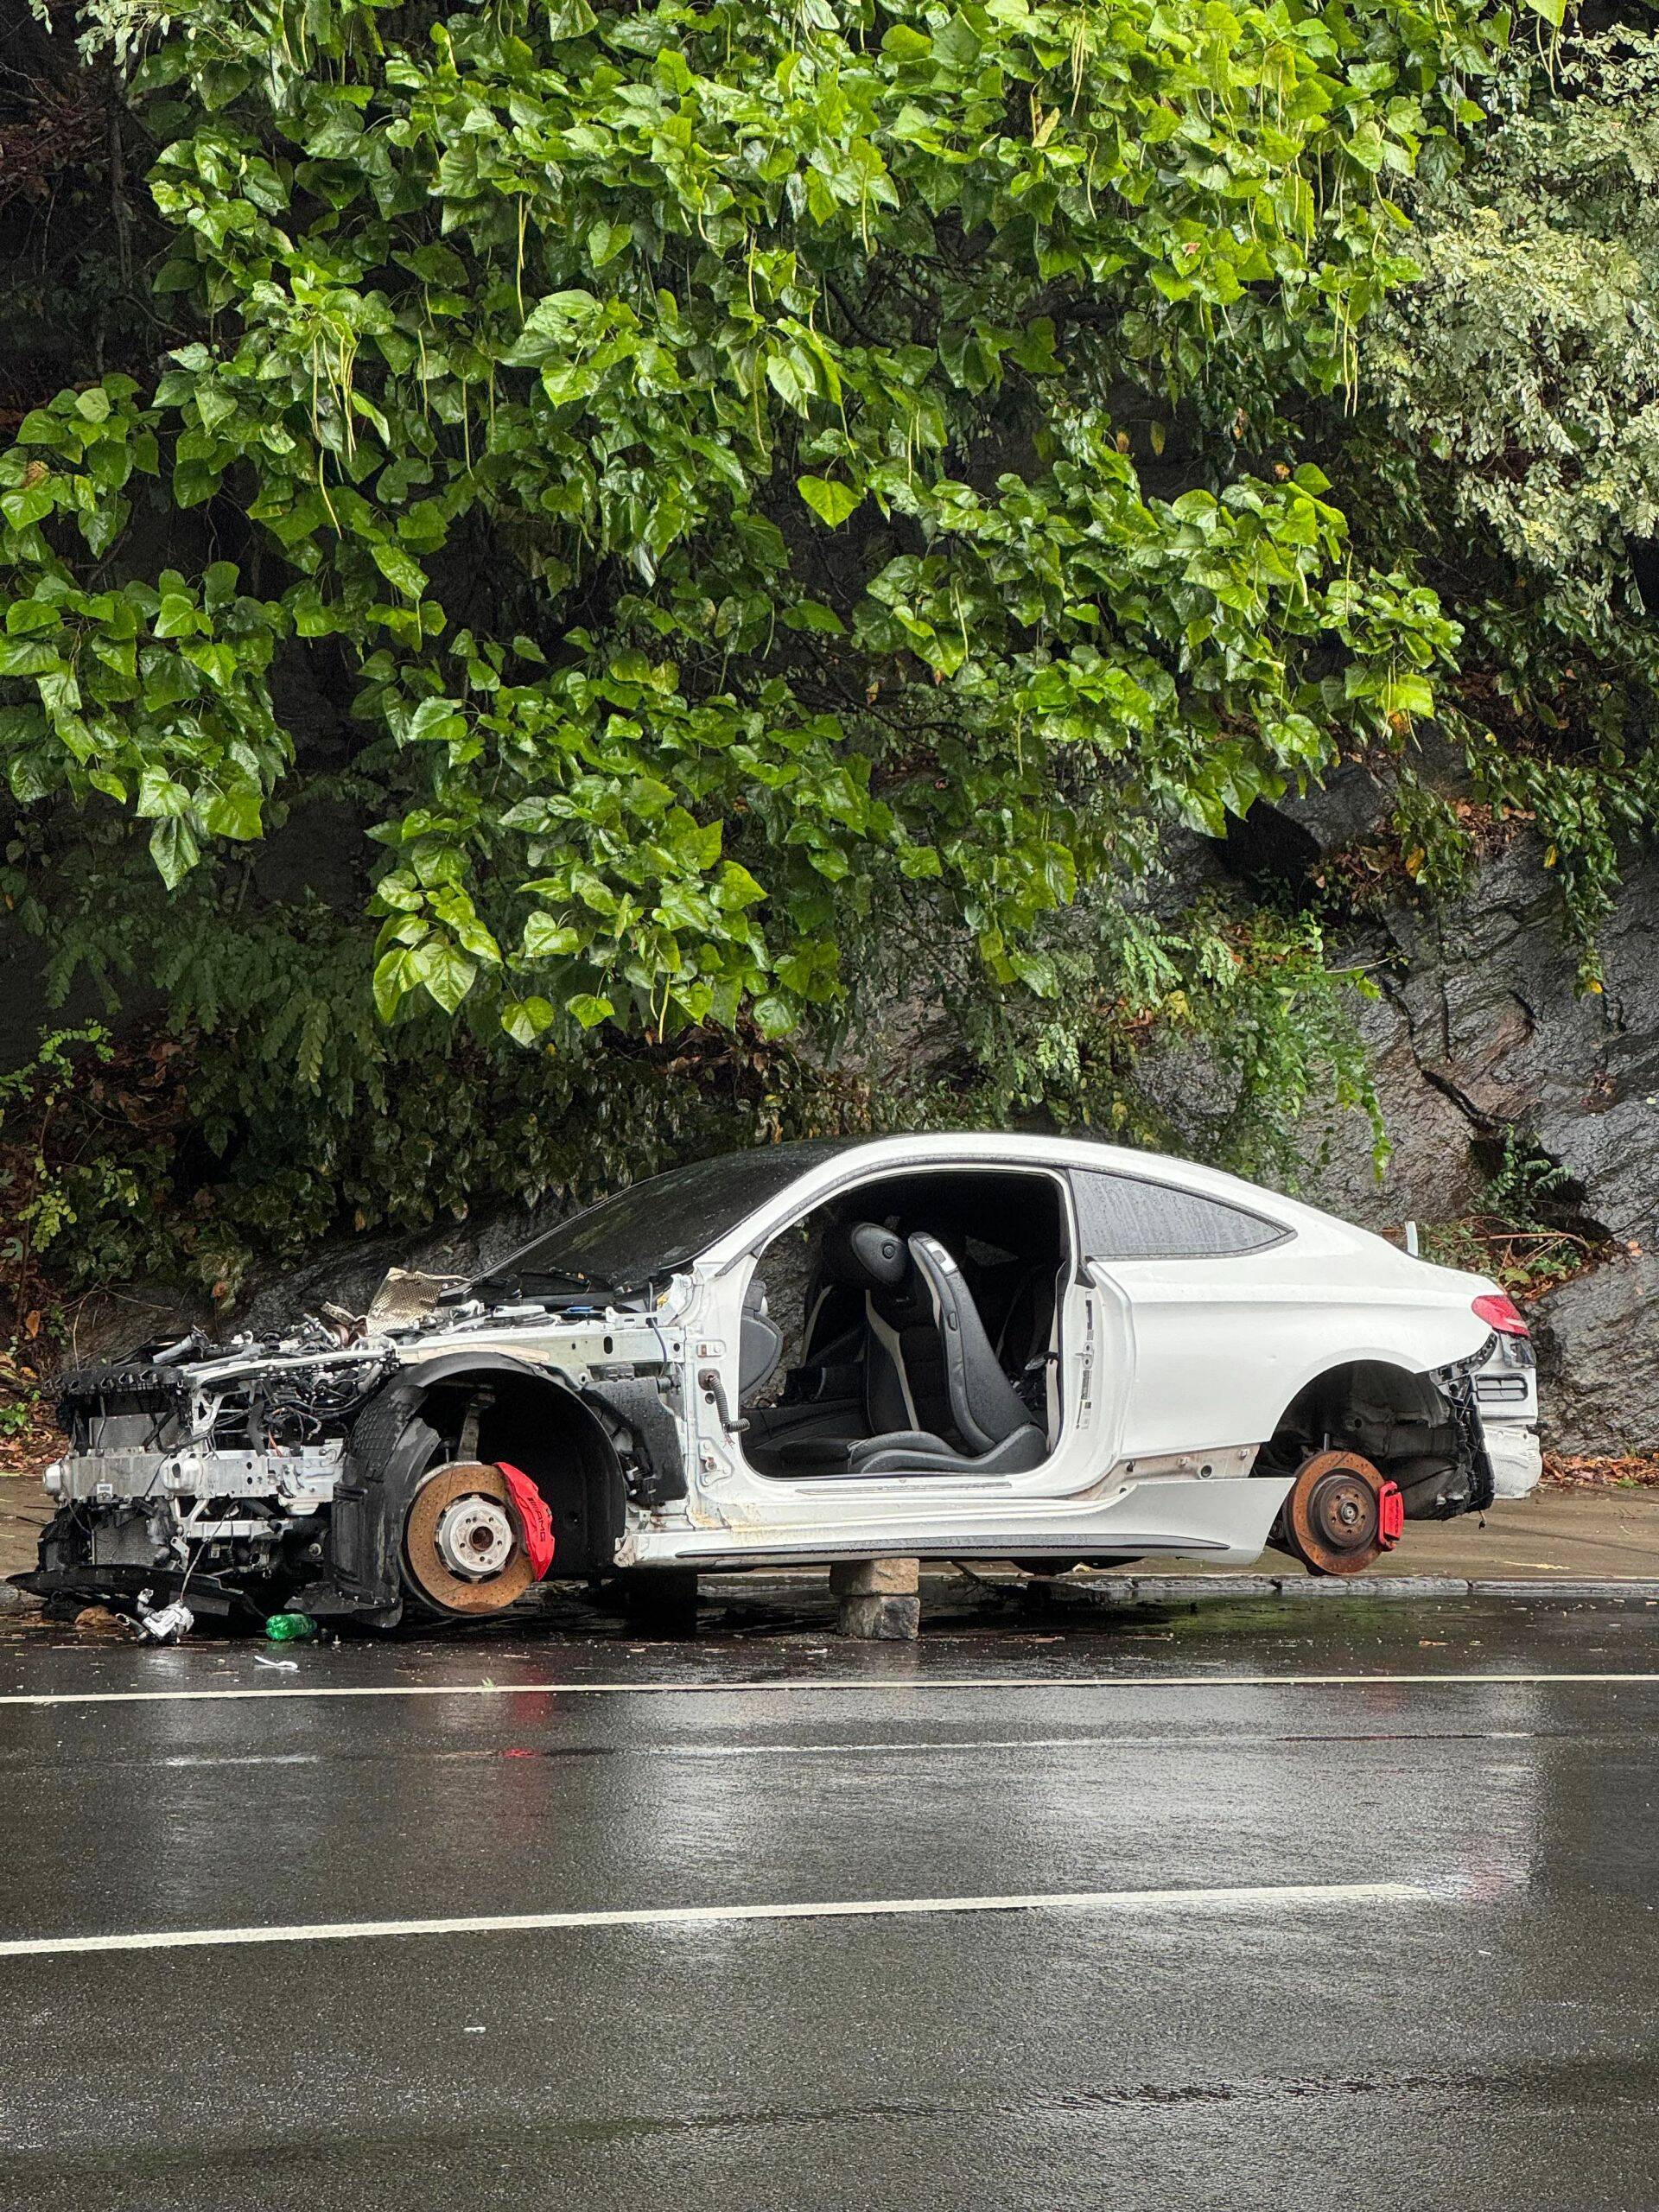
top-left (894, 895), bottom-right (1389, 1186)
top-left (3, 0), bottom-right (1480, 1058)
top-left (1419, 1128), bottom-right (1606, 1299)
top-left (1380, 32), bottom-right (1659, 622)
top-left (1, 898), bottom-right (1389, 1304)
top-left (16, 0), bottom-right (1608, 1302)
top-left (1482, 1128), bottom-right (1575, 1222)
top-left (0, 985), bottom-right (882, 1305)
top-left (1361, 22), bottom-right (1659, 969)
top-left (0, 378), bottom-right (286, 886)
top-left (0, 1026), bottom-right (142, 1319)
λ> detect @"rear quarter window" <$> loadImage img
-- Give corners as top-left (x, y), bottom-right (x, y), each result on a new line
top-left (1070, 1169), bottom-right (1288, 1262)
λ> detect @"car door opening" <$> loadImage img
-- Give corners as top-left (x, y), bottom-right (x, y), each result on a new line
top-left (741, 1169), bottom-right (1070, 1480)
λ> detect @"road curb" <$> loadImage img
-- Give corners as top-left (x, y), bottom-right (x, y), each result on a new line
top-left (1007, 1573), bottom-right (1659, 1604)
top-left (719, 1568), bottom-right (1659, 1606)
top-left (10, 1570), bottom-right (1659, 1628)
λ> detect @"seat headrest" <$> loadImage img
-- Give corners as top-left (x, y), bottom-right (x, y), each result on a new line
top-left (820, 1220), bottom-right (907, 1290)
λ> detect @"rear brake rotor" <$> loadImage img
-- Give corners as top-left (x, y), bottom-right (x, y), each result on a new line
top-left (403, 1460), bottom-right (538, 1616)
top-left (1273, 1447), bottom-right (1393, 1578)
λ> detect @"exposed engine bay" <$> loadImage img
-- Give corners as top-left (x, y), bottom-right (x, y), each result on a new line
top-left (43, 1334), bottom-right (383, 1592)
top-left (23, 1281), bottom-right (690, 1629)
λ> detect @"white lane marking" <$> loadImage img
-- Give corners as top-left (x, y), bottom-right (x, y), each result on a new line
top-left (156, 1753), bottom-right (321, 1770)
top-left (0, 1880), bottom-right (1430, 1960)
top-left (0, 1730), bottom-right (1550, 1776)
top-left (2, 1670), bottom-right (1656, 1711)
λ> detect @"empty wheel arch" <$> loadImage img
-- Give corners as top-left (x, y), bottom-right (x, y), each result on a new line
top-left (311, 1358), bottom-right (628, 1626)
top-left (451, 1369), bottom-right (626, 1584)
top-left (1260, 1359), bottom-right (1480, 1521)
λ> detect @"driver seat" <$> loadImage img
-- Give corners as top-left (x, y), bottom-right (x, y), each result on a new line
top-left (761, 1222), bottom-right (1048, 1477)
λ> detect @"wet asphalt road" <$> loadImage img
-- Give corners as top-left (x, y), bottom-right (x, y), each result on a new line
top-left (3, 1585), bottom-right (1658, 2211)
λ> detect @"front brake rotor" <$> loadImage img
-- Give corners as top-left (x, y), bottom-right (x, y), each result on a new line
top-left (403, 1460), bottom-right (538, 1616)
top-left (1273, 1447), bottom-right (1398, 1578)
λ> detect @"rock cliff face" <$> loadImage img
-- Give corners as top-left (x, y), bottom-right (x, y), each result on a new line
top-left (1278, 820), bottom-right (1657, 1456)
top-left (1531, 1260), bottom-right (1659, 1457)
top-left (1348, 844), bottom-right (1655, 1244)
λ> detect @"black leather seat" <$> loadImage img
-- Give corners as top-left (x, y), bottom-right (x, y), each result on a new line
top-left (759, 1222), bottom-right (1047, 1477)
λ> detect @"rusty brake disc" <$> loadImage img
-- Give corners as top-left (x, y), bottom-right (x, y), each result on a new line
top-left (403, 1459), bottom-right (538, 1616)
top-left (1273, 1447), bottom-right (1392, 1578)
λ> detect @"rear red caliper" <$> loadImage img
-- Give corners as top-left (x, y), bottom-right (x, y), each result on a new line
top-left (1377, 1478), bottom-right (1405, 1549)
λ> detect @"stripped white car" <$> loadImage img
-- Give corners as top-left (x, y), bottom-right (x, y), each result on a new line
top-left (23, 1133), bottom-right (1541, 1626)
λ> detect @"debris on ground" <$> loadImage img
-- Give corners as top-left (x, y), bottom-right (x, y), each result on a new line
top-left (264, 1611), bottom-right (317, 1643)
top-left (136, 1596), bottom-right (194, 1643)
top-left (72, 1604), bottom-right (130, 1641)
top-left (1543, 1452), bottom-right (1659, 1491)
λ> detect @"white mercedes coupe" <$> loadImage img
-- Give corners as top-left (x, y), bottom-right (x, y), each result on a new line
top-left (26, 1132), bottom-right (1541, 1625)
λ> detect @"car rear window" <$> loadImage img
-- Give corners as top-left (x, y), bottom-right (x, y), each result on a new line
top-left (1070, 1168), bottom-right (1287, 1262)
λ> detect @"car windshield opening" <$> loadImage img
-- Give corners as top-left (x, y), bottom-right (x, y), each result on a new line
top-left (474, 1140), bottom-right (855, 1297)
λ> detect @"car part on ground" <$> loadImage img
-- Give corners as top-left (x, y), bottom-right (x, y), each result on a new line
top-left (136, 1593), bottom-right (194, 1642)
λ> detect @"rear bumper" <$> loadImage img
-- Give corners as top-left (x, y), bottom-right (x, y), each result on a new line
top-left (1481, 1418), bottom-right (1543, 1501)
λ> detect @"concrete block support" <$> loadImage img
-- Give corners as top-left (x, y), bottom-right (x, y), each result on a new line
top-left (830, 1557), bottom-right (921, 1641)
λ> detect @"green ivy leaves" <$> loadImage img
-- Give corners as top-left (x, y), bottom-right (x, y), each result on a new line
top-left (0, 0), bottom-right (1491, 1047)
top-left (0, 378), bottom-right (286, 876)
top-left (797, 475), bottom-right (862, 528)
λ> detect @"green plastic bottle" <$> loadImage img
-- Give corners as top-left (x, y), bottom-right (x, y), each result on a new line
top-left (264, 1611), bottom-right (317, 1643)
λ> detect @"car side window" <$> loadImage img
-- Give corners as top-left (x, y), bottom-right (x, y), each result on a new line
top-left (1070, 1169), bottom-right (1287, 1262)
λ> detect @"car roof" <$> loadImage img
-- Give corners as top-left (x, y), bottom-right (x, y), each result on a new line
top-left (750, 1129), bottom-right (1285, 1202)
top-left (696, 1129), bottom-right (1371, 1265)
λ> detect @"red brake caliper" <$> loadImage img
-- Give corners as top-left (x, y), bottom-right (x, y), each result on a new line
top-left (497, 1461), bottom-right (556, 1581)
top-left (1377, 1478), bottom-right (1405, 1549)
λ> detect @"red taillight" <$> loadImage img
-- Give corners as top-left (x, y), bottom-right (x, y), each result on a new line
top-left (1473, 1292), bottom-right (1529, 1338)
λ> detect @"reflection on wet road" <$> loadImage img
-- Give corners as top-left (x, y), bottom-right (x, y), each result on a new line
top-left (2, 1592), bottom-right (1657, 2210)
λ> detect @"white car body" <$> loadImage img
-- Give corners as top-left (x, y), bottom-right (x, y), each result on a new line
top-left (27, 1131), bottom-right (1538, 1622)
top-left (626, 1133), bottom-right (1527, 1573)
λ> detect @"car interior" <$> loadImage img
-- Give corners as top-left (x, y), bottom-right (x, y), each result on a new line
top-left (737, 1169), bottom-right (1071, 1479)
